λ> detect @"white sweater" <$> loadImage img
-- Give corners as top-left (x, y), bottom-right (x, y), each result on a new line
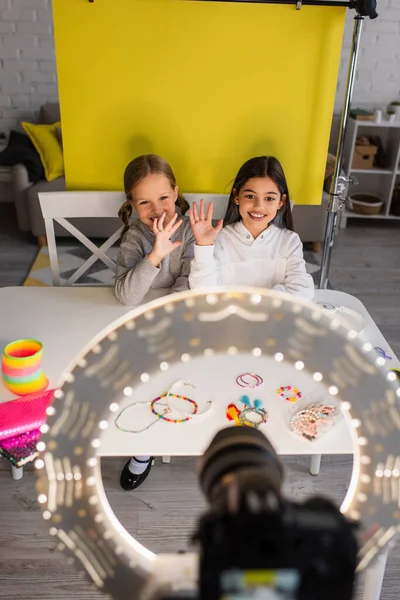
top-left (189, 221), bottom-right (314, 300)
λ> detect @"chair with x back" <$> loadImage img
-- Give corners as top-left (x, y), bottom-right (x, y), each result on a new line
top-left (38, 191), bottom-right (126, 286)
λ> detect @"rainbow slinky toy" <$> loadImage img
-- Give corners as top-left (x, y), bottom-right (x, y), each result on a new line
top-left (2, 339), bottom-right (49, 397)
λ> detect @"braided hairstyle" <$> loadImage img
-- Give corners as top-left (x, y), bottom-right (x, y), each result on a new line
top-left (118, 154), bottom-right (189, 237)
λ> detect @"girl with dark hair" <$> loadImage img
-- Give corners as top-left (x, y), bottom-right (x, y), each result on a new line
top-left (115, 154), bottom-right (194, 306)
top-left (115, 155), bottom-right (195, 492)
top-left (189, 156), bottom-right (314, 300)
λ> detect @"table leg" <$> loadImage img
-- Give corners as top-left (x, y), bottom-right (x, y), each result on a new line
top-left (309, 454), bottom-right (321, 475)
top-left (162, 456), bottom-right (171, 464)
top-left (11, 465), bottom-right (23, 480)
top-left (362, 549), bottom-right (388, 600)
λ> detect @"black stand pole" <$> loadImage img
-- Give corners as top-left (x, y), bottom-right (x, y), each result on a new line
top-left (318, 14), bottom-right (364, 289)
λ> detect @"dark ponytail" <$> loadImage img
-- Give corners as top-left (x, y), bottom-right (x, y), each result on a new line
top-left (223, 156), bottom-right (294, 232)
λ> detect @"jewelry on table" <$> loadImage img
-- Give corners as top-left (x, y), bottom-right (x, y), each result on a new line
top-left (151, 394), bottom-right (198, 423)
top-left (290, 402), bottom-right (337, 441)
top-left (226, 403), bottom-right (241, 425)
top-left (313, 402), bottom-right (336, 416)
top-left (115, 380), bottom-right (198, 433)
top-left (375, 347), bottom-right (393, 360)
top-left (290, 409), bottom-right (322, 441)
top-left (277, 385), bottom-right (302, 403)
top-left (115, 401), bottom-right (160, 433)
top-left (316, 302), bottom-right (335, 311)
top-left (317, 303), bottom-right (366, 335)
top-left (239, 406), bottom-right (268, 428)
top-left (226, 395), bottom-right (268, 429)
top-left (236, 373), bottom-right (263, 388)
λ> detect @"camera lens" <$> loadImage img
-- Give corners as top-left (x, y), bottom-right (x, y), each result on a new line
top-left (199, 426), bottom-right (283, 510)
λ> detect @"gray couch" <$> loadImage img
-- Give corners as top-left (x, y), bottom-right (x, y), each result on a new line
top-left (12, 103), bottom-right (328, 250)
top-left (12, 103), bottom-right (119, 245)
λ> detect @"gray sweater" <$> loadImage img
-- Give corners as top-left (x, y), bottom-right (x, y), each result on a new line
top-left (115, 215), bottom-right (195, 306)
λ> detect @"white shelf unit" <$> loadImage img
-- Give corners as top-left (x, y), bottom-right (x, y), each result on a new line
top-left (340, 118), bottom-right (400, 228)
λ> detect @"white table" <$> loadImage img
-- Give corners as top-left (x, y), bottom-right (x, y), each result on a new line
top-left (0, 287), bottom-right (397, 458)
top-left (0, 286), bottom-right (396, 600)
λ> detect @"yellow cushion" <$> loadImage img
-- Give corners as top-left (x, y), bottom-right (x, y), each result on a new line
top-left (22, 121), bottom-right (64, 182)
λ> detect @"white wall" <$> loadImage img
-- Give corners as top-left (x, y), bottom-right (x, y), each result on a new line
top-left (0, 0), bottom-right (400, 138)
top-left (335, 0), bottom-right (400, 113)
top-left (0, 0), bottom-right (57, 137)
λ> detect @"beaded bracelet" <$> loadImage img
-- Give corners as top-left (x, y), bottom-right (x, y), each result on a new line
top-left (239, 406), bottom-right (268, 428)
top-left (151, 393), bottom-right (198, 423)
top-left (277, 385), bottom-right (302, 403)
top-left (115, 401), bottom-right (160, 434)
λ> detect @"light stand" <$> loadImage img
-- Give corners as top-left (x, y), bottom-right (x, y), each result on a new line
top-left (318, 15), bottom-right (363, 288)
top-left (319, 0), bottom-right (378, 288)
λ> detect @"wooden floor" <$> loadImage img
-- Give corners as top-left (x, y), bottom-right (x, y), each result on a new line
top-left (0, 204), bottom-right (399, 599)
top-left (330, 221), bottom-right (400, 357)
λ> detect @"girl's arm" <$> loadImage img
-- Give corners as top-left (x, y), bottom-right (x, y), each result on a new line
top-left (188, 200), bottom-right (224, 289)
top-left (189, 240), bottom-right (224, 289)
top-left (272, 233), bottom-right (315, 300)
top-left (115, 214), bottom-right (183, 306)
top-left (114, 228), bottom-right (160, 306)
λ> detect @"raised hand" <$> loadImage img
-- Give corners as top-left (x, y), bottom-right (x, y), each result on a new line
top-left (147, 213), bottom-right (183, 267)
top-left (189, 199), bottom-right (223, 246)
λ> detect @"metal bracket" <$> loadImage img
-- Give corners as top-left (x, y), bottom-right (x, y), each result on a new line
top-left (327, 174), bottom-right (358, 212)
top-left (336, 173), bottom-right (358, 194)
top-left (296, 0), bottom-right (303, 8)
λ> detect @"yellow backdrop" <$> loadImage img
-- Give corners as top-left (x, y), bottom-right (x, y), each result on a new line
top-left (52, 0), bottom-right (345, 204)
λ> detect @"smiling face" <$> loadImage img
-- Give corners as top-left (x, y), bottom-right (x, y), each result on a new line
top-left (131, 173), bottom-right (178, 230)
top-left (234, 176), bottom-right (284, 238)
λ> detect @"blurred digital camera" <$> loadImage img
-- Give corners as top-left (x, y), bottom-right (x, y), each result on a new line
top-left (164, 426), bottom-right (359, 600)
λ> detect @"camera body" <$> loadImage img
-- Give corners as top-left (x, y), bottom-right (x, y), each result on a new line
top-left (196, 496), bottom-right (358, 600)
top-left (191, 427), bottom-right (358, 600)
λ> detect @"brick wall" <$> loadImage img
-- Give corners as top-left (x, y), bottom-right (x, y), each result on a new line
top-left (335, 0), bottom-right (400, 113)
top-left (0, 0), bottom-right (400, 138)
top-left (0, 0), bottom-right (56, 137)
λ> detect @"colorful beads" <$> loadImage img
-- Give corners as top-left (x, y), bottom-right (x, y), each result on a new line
top-left (277, 385), bottom-right (302, 403)
top-left (226, 396), bottom-right (268, 428)
top-left (226, 403), bottom-right (241, 425)
top-left (239, 407), bottom-right (268, 428)
top-left (151, 393), bottom-right (198, 423)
